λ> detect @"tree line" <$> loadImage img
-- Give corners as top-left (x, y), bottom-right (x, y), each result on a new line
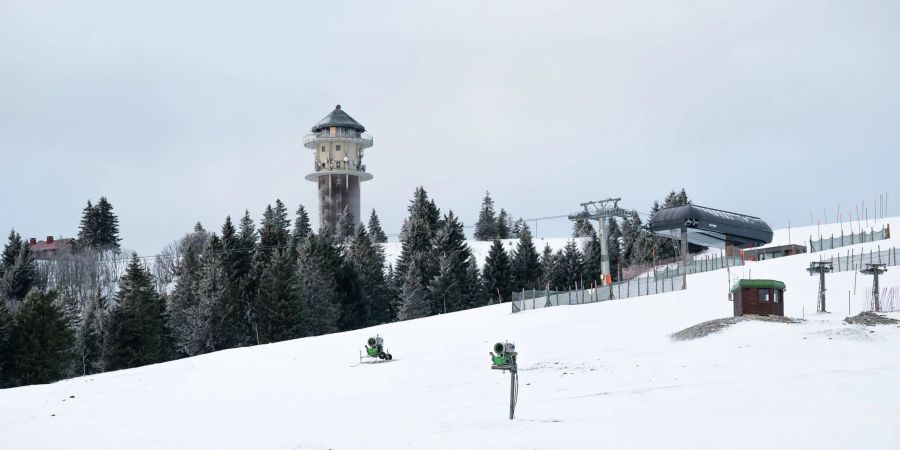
top-left (1, 187), bottom-right (694, 388)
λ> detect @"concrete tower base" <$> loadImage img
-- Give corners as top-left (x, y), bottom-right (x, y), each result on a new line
top-left (317, 173), bottom-right (361, 233)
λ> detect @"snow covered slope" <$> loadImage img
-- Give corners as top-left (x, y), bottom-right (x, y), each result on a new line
top-left (2, 220), bottom-right (899, 450)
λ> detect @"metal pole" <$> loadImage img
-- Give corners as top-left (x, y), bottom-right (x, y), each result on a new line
top-left (874, 269), bottom-right (881, 312)
top-left (820, 268), bottom-right (827, 312)
top-left (600, 218), bottom-right (610, 281)
top-left (509, 366), bottom-right (516, 420)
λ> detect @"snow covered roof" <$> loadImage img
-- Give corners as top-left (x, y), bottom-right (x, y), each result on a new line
top-left (310, 104), bottom-right (366, 133)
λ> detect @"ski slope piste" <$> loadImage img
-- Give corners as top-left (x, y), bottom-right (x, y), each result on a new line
top-left (2, 219), bottom-right (899, 450)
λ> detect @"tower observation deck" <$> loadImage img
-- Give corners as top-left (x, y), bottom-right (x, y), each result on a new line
top-left (303, 105), bottom-right (374, 232)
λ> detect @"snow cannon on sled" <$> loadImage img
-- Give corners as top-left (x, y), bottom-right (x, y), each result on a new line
top-left (491, 342), bottom-right (517, 371)
top-left (360, 335), bottom-right (393, 364)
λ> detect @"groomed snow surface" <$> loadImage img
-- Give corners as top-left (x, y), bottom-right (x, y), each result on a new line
top-left (2, 219), bottom-right (900, 449)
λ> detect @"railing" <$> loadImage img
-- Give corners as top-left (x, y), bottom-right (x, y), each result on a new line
top-left (512, 274), bottom-right (687, 313)
top-left (511, 254), bottom-right (743, 313)
top-left (819, 246), bottom-right (899, 273)
top-left (303, 132), bottom-right (373, 146)
top-left (809, 225), bottom-right (890, 252)
top-left (313, 160), bottom-right (367, 172)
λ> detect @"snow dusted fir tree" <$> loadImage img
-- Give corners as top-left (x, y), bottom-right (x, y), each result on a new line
top-left (296, 233), bottom-right (340, 336)
top-left (292, 204), bottom-right (312, 249)
top-left (336, 206), bottom-right (356, 244)
top-left (399, 253), bottom-right (432, 320)
top-left (0, 300), bottom-right (15, 387)
top-left (168, 245), bottom-right (208, 357)
top-left (9, 291), bottom-right (74, 386)
top-left (368, 209), bottom-right (388, 244)
top-left (474, 191), bottom-right (498, 241)
top-left (430, 211), bottom-right (477, 313)
top-left (255, 247), bottom-right (302, 343)
top-left (75, 289), bottom-right (107, 375)
top-left (346, 224), bottom-right (393, 325)
top-left (105, 255), bottom-right (169, 371)
top-left (482, 239), bottom-right (513, 303)
top-left (572, 218), bottom-right (595, 238)
top-left (511, 227), bottom-right (542, 291)
top-left (77, 197), bottom-right (121, 252)
top-left (560, 241), bottom-right (586, 289)
top-left (1, 230), bottom-right (36, 303)
top-left (497, 208), bottom-right (511, 239)
top-left (539, 243), bottom-right (554, 287)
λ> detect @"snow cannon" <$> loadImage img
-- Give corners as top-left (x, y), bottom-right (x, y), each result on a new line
top-left (361, 335), bottom-right (392, 363)
top-left (491, 342), bottom-right (517, 370)
top-left (490, 341), bottom-right (520, 420)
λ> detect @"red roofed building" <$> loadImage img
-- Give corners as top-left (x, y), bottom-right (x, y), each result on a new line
top-left (28, 236), bottom-right (75, 259)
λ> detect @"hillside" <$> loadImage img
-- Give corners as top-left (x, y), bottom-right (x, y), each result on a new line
top-left (1, 219), bottom-right (899, 450)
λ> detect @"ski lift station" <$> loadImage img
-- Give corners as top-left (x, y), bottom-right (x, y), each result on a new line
top-left (649, 204), bottom-right (774, 258)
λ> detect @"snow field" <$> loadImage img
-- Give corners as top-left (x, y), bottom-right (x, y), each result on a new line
top-left (1, 218), bottom-right (899, 449)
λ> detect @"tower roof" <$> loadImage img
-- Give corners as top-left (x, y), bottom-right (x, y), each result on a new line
top-left (311, 104), bottom-right (366, 133)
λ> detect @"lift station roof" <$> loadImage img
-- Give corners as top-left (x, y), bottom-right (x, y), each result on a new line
top-left (648, 204), bottom-right (773, 248)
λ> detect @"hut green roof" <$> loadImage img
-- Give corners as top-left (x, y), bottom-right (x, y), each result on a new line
top-left (731, 279), bottom-right (786, 293)
top-left (311, 104), bottom-right (366, 132)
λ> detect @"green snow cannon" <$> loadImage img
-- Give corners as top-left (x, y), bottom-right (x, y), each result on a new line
top-left (491, 342), bottom-right (517, 370)
top-left (365, 335), bottom-right (392, 360)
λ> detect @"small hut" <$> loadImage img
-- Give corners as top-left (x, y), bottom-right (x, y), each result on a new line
top-left (731, 279), bottom-right (786, 316)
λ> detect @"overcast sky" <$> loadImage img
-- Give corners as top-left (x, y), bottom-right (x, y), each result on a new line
top-left (1, 0), bottom-right (897, 254)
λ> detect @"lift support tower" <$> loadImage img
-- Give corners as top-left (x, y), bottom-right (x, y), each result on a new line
top-left (568, 198), bottom-right (636, 286)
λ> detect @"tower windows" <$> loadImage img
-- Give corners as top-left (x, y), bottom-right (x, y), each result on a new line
top-left (336, 145), bottom-right (341, 152)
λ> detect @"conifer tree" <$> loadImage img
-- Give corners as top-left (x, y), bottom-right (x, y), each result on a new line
top-left (94, 197), bottom-right (121, 251)
top-left (474, 192), bottom-right (498, 241)
top-left (105, 255), bottom-right (170, 371)
top-left (75, 291), bottom-right (107, 375)
top-left (539, 244), bottom-right (554, 287)
top-left (432, 212), bottom-right (476, 312)
top-left (583, 234), bottom-right (603, 284)
top-left (10, 291), bottom-right (75, 386)
top-left (296, 234), bottom-right (340, 336)
top-left (621, 211), bottom-right (644, 265)
top-left (368, 209), bottom-right (388, 244)
top-left (336, 206), bottom-right (356, 244)
top-left (1, 229), bottom-right (23, 271)
top-left (511, 228), bottom-right (542, 291)
top-left (497, 208), bottom-right (511, 240)
top-left (346, 224), bottom-right (392, 325)
top-left (606, 217), bottom-right (623, 281)
top-left (208, 216), bottom-right (253, 350)
top-left (76, 200), bottom-right (97, 249)
top-left (1, 230), bottom-right (35, 303)
top-left (0, 301), bottom-right (13, 387)
top-left (168, 247), bottom-right (205, 356)
top-left (398, 254), bottom-right (432, 320)
top-left (256, 248), bottom-right (302, 343)
top-left (548, 249), bottom-right (567, 289)
top-left (291, 204), bottom-right (312, 249)
top-left (482, 239), bottom-right (513, 302)
top-left (572, 218), bottom-right (596, 238)
top-left (560, 241), bottom-right (586, 288)
top-left (196, 234), bottom-right (224, 353)
top-left (511, 218), bottom-right (529, 239)
top-left (395, 187), bottom-right (439, 287)
top-left (463, 254), bottom-right (485, 309)
top-left (429, 254), bottom-right (457, 315)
